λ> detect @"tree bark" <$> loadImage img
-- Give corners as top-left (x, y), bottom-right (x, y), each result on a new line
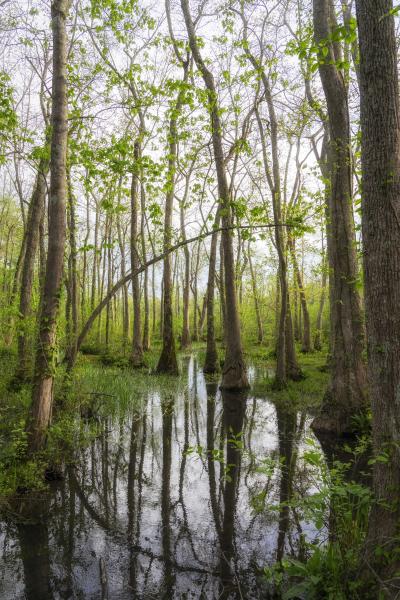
top-left (356, 0), bottom-right (400, 579)
top-left (27, 0), bottom-right (69, 453)
top-left (312, 0), bottom-right (367, 434)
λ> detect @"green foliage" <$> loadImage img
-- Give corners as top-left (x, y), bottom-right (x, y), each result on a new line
top-left (0, 71), bottom-right (17, 164)
top-left (264, 437), bottom-right (373, 599)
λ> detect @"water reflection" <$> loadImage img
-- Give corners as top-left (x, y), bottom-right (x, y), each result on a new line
top-left (0, 356), bottom-right (323, 599)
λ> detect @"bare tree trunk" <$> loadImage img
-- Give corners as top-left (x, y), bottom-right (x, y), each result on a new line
top-left (312, 0), bottom-right (367, 434)
top-left (181, 0), bottom-right (248, 389)
top-left (27, 0), bottom-right (69, 454)
top-left (356, 0), bottom-right (400, 578)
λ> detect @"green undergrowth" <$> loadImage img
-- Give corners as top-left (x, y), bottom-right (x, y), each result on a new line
top-left (251, 349), bottom-right (330, 412)
top-left (263, 432), bottom-right (373, 599)
top-left (0, 343), bottom-right (190, 501)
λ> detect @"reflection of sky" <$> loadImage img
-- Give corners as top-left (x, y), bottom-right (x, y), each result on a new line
top-left (0, 355), bottom-right (324, 599)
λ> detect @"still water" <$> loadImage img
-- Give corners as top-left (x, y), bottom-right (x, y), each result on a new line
top-left (0, 356), bottom-right (322, 599)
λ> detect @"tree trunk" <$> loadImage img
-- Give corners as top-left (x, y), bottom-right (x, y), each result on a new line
top-left (156, 83), bottom-right (187, 374)
top-left (356, 0), bottom-right (400, 579)
top-left (27, 0), bottom-right (69, 454)
top-left (312, 0), bottom-right (367, 434)
top-left (181, 0), bottom-right (248, 390)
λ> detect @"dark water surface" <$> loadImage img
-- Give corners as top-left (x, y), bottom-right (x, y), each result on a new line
top-left (0, 356), bottom-right (322, 599)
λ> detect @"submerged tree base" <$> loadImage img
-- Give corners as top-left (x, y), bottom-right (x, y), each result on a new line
top-left (311, 387), bottom-right (369, 436)
top-left (220, 359), bottom-right (250, 391)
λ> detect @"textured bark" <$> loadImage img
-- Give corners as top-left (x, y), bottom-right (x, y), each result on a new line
top-left (182, 0), bottom-right (248, 390)
top-left (27, 0), bottom-right (69, 453)
top-left (312, 0), bottom-right (367, 434)
top-left (131, 141), bottom-right (143, 366)
top-left (15, 159), bottom-right (48, 381)
top-left (356, 0), bottom-right (400, 580)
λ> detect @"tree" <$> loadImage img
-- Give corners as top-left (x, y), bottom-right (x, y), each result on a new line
top-left (356, 0), bottom-right (400, 581)
top-left (181, 0), bottom-right (249, 390)
top-left (27, 0), bottom-right (69, 453)
top-left (312, 0), bottom-right (367, 435)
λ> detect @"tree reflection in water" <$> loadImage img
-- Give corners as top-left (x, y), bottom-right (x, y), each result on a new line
top-left (0, 355), bottom-right (326, 599)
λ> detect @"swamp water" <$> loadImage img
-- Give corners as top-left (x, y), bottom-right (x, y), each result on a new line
top-left (0, 356), bottom-right (324, 599)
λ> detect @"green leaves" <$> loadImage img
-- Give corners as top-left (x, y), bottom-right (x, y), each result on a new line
top-left (0, 71), bottom-right (17, 165)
